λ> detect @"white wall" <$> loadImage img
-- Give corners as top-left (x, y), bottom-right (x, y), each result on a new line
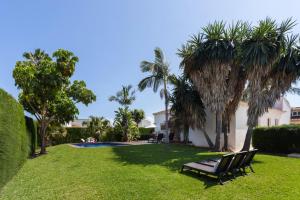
top-left (153, 98), bottom-right (291, 151)
top-left (153, 112), bottom-right (167, 134)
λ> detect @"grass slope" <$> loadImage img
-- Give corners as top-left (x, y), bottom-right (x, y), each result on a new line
top-left (1, 144), bottom-right (300, 200)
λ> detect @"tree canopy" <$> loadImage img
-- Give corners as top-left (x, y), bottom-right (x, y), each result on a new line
top-left (13, 49), bottom-right (96, 154)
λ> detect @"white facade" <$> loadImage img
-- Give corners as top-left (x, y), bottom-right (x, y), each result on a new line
top-left (153, 97), bottom-right (291, 151)
top-left (64, 119), bottom-right (90, 128)
top-left (138, 118), bottom-right (155, 128)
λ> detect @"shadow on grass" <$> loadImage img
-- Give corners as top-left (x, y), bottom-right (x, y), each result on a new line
top-left (112, 144), bottom-right (224, 187)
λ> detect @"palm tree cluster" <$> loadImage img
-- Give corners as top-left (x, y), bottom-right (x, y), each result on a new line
top-left (109, 85), bottom-right (144, 141)
top-left (83, 116), bottom-right (111, 140)
top-left (178, 18), bottom-right (300, 151)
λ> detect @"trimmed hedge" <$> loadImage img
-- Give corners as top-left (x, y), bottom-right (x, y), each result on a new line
top-left (138, 127), bottom-right (154, 140)
top-left (0, 89), bottom-right (29, 189)
top-left (25, 116), bottom-right (37, 156)
top-left (253, 125), bottom-right (300, 153)
top-left (48, 127), bottom-right (88, 145)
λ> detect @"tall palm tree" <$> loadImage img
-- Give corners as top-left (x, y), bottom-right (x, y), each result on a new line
top-left (178, 22), bottom-right (247, 151)
top-left (241, 18), bottom-right (296, 150)
top-left (169, 75), bottom-right (214, 147)
top-left (109, 85), bottom-right (135, 107)
top-left (138, 47), bottom-right (172, 141)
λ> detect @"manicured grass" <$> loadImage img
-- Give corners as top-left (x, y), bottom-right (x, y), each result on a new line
top-left (1, 144), bottom-right (300, 200)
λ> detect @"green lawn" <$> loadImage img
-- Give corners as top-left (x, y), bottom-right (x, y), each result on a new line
top-left (0, 144), bottom-right (300, 200)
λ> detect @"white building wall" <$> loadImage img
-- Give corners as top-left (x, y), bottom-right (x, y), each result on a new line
top-left (153, 98), bottom-right (291, 151)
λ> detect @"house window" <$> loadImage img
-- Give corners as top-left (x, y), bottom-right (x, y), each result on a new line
top-left (275, 119), bottom-right (279, 126)
top-left (298, 112), bottom-right (300, 116)
top-left (293, 111), bottom-right (298, 116)
top-left (267, 118), bottom-right (271, 127)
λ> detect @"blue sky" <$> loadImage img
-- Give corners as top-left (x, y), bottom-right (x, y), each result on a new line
top-left (1, 0), bottom-right (300, 121)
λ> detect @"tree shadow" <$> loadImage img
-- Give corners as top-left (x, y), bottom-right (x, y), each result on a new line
top-left (112, 144), bottom-right (223, 187)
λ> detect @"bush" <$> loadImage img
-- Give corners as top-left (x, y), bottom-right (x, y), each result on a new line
top-left (0, 89), bottom-right (29, 189)
top-left (25, 116), bottom-right (37, 156)
top-left (253, 125), bottom-right (300, 153)
top-left (100, 127), bottom-right (122, 142)
top-left (138, 127), bottom-right (154, 140)
top-left (47, 127), bottom-right (88, 145)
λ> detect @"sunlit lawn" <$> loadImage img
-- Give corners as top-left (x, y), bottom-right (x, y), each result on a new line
top-left (1, 144), bottom-right (300, 200)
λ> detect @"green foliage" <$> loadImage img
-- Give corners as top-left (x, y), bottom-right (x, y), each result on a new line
top-left (253, 125), bottom-right (300, 153)
top-left (131, 109), bottom-right (145, 125)
top-left (84, 116), bottom-right (111, 140)
top-left (0, 89), bottom-right (29, 189)
top-left (47, 127), bottom-right (89, 145)
top-left (114, 107), bottom-right (139, 141)
top-left (109, 85), bottom-right (135, 107)
top-left (100, 127), bottom-right (122, 142)
top-left (13, 49), bottom-right (96, 153)
top-left (138, 127), bottom-right (154, 140)
top-left (25, 116), bottom-right (37, 156)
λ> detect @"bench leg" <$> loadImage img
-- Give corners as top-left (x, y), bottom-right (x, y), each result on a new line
top-left (249, 165), bottom-right (254, 173)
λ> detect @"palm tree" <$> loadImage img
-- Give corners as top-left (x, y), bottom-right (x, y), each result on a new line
top-left (241, 18), bottom-right (296, 150)
top-left (83, 116), bottom-right (111, 140)
top-left (114, 107), bottom-right (139, 141)
top-left (169, 75), bottom-right (214, 147)
top-left (178, 22), bottom-right (247, 151)
top-left (131, 109), bottom-right (145, 125)
top-left (138, 47), bottom-right (172, 141)
top-left (109, 85), bottom-right (135, 107)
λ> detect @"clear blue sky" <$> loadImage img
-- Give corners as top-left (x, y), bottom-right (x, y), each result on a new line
top-left (1, 0), bottom-right (300, 121)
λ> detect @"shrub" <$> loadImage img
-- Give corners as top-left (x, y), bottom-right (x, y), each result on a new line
top-left (25, 116), bottom-right (37, 157)
top-left (138, 127), bottom-right (154, 140)
top-left (0, 89), bottom-right (29, 189)
top-left (66, 127), bottom-right (89, 143)
top-left (253, 125), bottom-right (300, 153)
top-left (100, 127), bottom-right (122, 142)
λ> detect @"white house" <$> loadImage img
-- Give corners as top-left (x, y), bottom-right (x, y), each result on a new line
top-left (153, 97), bottom-right (291, 151)
top-left (64, 119), bottom-right (90, 128)
top-left (138, 117), bottom-right (156, 128)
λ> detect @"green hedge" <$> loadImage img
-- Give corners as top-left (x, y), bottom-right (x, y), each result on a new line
top-left (253, 125), bottom-right (300, 153)
top-left (48, 127), bottom-right (88, 145)
top-left (25, 116), bottom-right (37, 157)
top-left (0, 89), bottom-right (29, 189)
top-left (138, 127), bottom-right (154, 140)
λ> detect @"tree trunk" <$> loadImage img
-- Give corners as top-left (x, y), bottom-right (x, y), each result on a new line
top-left (223, 119), bottom-right (229, 151)
top-left (202, 129), bottom-right (214, 148)
top-left (164, 81), bottom-right (169, 143)
top-left (214, 111), bottom-right (222, 151)
top-left (183, 124), bottom-right (189, 144)
top-left (39, 122), bottom-right (47, 154)
top-left (241, 126), bottom-right (253, 151)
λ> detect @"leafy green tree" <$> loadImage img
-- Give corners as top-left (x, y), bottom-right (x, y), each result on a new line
top-left (109, 85), bottom-right (135, 107)
top-left (138, 47), bottom-right (172, 141)
top-left (131, 109), bottom-right (145, 125)
top-left (114, 107), bottom-right (139, 141)
top-left (83, 116), bottom-right (111, 140)
top-left (13, 49), bottom-right (96, 154)
top-left (169, 75), bottom-right (213, 147)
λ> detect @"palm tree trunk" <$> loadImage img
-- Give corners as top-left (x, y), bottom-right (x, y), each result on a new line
top-left (201, 129), bottom-right (214, 148)
top-left (223, 118), bottom-right (229, 151)
top-left (214, 111), bottom-right (222, 151)
top-left (164, 80), bottom-right (169, 142)
top-left (183, 124), bottom-right (189, 144)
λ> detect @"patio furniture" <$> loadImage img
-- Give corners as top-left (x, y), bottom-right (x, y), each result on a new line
top-left (181, 153), bottom-right (235, 184)
top-left (239, 149), bottom-right (258, 174)
top-left (147, 133), bottom-right (164, 143)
